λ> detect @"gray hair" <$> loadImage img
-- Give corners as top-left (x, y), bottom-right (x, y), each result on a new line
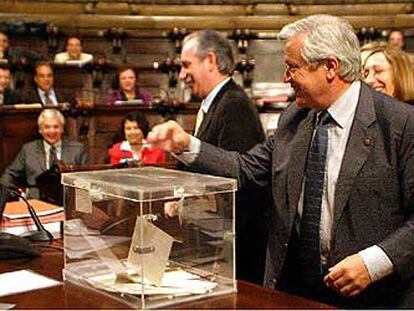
top-left (37, 109), bottom-right (65, 127)
top-left (183, 30), bottom-right (235, 75)
top-left (279, 15), bottom-right (361, 82)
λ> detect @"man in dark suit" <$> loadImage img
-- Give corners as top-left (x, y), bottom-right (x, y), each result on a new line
top-left (178, 30), bottom-right (268, 284)
top-left (0, 67), bottom-right (21, 105)
top-left (148, 15), bottom-right (414, 308)
top-left (23, 62), bottom-right (70, 105)
top-left (0, 31), bottom-right (46, 65)
top-left (0, 109), bottom-right (88, 199)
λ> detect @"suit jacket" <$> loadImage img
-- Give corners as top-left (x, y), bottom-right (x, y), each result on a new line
top-left (0, 139), bottom-right (89, 199)
top-left (191, 83), bottom-right (414, 308)
top-left (23, 87), bottom-right (71, 105)
top-left (2, 88), bottom-right (22, 105)
top-left (196, 79), bottom-right (264, 151)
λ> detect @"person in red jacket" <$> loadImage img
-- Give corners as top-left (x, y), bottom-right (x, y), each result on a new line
top-left (108, 112), bottom-right (164, 165)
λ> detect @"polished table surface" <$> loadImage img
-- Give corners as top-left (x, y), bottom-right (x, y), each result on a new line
top-left (0, 242), bottom-right (332, 309)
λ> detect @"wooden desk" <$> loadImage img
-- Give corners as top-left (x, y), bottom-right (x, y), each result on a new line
top-left (0, 243), bottom-right (332, 309)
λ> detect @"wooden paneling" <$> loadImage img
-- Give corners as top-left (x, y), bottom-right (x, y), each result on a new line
top-left (0, 105), bottom-right (198, 174)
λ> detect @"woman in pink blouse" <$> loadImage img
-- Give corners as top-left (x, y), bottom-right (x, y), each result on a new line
top-left (107, 66), bottom-right (152, 105)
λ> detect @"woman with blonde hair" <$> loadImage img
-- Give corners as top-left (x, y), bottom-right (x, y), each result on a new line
top-left (362, 45), bottom-right (414, 103)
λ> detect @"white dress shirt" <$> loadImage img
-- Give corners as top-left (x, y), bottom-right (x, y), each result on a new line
top-left (178, 80), bottom-right (394, 283)
top-left (43, 140), bottom-right (62, 169)
top-left (38, 88), bottom-right (58, 106)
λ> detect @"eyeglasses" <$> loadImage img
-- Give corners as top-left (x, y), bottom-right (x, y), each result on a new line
top-left (284, 61), bottom-right (317, 76)
top-left (284, 63), bottom-right (301, 75)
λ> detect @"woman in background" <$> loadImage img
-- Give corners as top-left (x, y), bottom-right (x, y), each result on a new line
top-left (108, 112), bottom-right (164, 165)
top-left (362, 45), bottom-right (414, 103)
top-left (106, 66), bottom-right (152, 105)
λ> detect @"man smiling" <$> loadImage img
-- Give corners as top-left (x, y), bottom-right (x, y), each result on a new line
top-left (0, 109), bottom-right (88, 198)
top-left (178, 30), bottom-right (269, 285)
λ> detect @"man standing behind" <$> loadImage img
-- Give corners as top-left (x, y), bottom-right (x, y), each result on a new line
top-left (178, 30), bottom-right (268, 284)
top-left (0, 109), bottom-right (88, 199)
top-left (23, 62), bottom-right (70, 105)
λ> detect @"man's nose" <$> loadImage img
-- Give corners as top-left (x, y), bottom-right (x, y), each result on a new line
top-left (178, 67), bottom-right (186, 81)
top-left (364, 72), bottom-right (375, 85)
top-left (283, 70), bottom-right (291, 83)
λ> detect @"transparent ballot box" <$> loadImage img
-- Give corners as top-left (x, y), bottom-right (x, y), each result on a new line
top-left (62, 167), bottom-right (237, 309)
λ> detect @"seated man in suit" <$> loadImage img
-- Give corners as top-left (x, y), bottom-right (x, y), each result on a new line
top-left (0, 67), bottom-right (21, 105)
top-left (23, 62), bottom-right (70, 105)
top-left (0, 109), bottom-right (88, 199)
top-left (0, 31), bottom-right (45, 64)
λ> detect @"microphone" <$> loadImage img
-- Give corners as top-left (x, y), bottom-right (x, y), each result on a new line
top-left (0, 185), bottom-right (40, 259)
top-left (6, 188), bottom-right (54, 242)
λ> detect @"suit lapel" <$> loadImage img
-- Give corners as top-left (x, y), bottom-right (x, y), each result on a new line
top-left (196, 79), bottom-right (233, 139)
top-left (35, 89), bottom-right (44, 105)
top-left (333, 84), bottom-right (377, 230)
top-left (287, 109), bottom-right (315, 214)
top-left (35, 140), bottom-right (47, 171)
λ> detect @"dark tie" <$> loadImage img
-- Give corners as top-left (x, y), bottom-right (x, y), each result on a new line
top-left (297, 110), bottom-right (332, 280)
top-left (44, 92), bottom-right (53, 105)
top-left (49, 145), bottom-right (58, 168)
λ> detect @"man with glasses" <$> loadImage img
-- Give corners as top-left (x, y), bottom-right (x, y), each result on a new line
top-left (148, 15), bottom-right (414, 308)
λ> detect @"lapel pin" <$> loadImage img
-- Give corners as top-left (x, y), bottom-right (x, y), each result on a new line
top-left (364, 137), bottom-right (372, 146)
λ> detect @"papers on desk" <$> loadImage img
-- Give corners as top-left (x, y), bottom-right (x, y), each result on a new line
top-left (87, 268), bottom-right (217, 296)
top-left (114, 99), bottom-right (143, 105)
top-left (12, 103), bottom-right (42, 109)
top-left (3, 200), bottom-right (63, 220)
top-left (0, 270), bottom-right (60, 297)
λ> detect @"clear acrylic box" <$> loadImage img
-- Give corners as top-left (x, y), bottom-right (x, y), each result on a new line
top-left (62, 167), bottom-right (237, 309)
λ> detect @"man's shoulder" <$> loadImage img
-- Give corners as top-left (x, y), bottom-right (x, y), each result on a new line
top-left (219, 80), bottom-right (254, 110)
top-left (278, 103), bottom-right (311, 129)
top-left (21, 140), bottom-right (42, 152)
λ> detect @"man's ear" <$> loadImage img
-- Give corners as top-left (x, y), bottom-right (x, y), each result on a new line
top-left (205, 52), bottom-right (218, 72)
top-left (324, 56), bottom-right (340, 80)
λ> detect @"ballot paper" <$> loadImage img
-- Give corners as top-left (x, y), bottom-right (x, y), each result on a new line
top-left (127, 216), bottom-right (175, 286)
top-left (0, 270), bottom-right (60, 297)
top-left (87, 268), bottom-right (217, 296)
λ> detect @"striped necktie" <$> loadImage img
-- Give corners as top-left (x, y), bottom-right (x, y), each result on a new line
top-left (44, 91), bottom-right (53, 105)
top-left (297, 110), bottom-right (332, 280)
top-left (49, 145), bottom-right (58, 169)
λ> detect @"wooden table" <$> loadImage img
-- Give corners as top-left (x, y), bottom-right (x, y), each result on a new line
top-left (0, 242), bottom-right (332, 309)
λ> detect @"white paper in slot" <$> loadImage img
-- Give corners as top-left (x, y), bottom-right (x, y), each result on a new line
top-left (127, 216), bottom-right (174, 286)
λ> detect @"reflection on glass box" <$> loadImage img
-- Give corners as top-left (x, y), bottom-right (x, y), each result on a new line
top-left (62, 167), bottom-right (237, 309)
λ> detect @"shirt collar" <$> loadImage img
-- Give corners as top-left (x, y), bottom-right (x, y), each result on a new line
top-left (201, 77), bottom-right (231, 114)
top-left (120, 139), bottom-right (148, 152)
top-left (38, 88), bottom-right (55, 97)
top-left (43, 140), bottom-right (62, 151)
top-left (326, 80), bottom-right (361, 129)
top-left (120, 140), bottom-right (132, 152)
